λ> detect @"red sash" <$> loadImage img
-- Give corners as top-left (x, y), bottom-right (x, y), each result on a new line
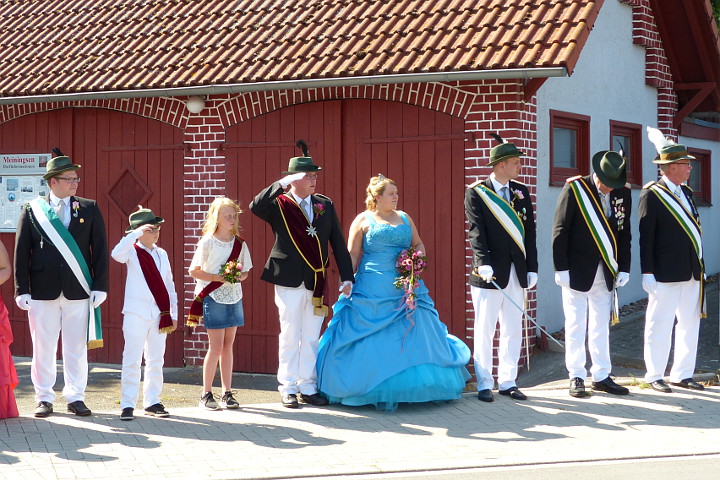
top-left (134, 244), bottom-right (174, 333)
top-left (276, 195), bottom-right (328, 316)
top-left (186, 237), bottom-right (243, 327)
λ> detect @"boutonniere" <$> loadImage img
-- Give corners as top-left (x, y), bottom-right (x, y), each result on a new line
top-left (72, 201), bottom-right (80, 218)
top-left (313, 203), bottom-right (325, 217)
top-left (511, 189), bottom-right (525, 201)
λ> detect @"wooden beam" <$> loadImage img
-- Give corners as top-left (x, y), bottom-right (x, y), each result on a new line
top-left (673, 83), bottom-right (715, 127)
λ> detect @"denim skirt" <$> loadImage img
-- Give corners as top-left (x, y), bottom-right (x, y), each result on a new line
top-left (202, 296), bottom-right (245, 329)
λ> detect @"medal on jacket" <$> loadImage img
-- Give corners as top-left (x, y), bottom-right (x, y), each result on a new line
top-left (306, 225), bottom-right (317, 237)
top-left (40, 238), bottom-right (44, 249)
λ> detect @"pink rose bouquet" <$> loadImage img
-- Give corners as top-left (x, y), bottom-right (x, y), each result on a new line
top-left (219, 260), bottom-right (244, 284)
top-left (393, 247), bottom-right (428, 311)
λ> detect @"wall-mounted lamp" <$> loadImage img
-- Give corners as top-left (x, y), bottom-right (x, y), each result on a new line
top-left (186, 95), bottom-right (206, 113)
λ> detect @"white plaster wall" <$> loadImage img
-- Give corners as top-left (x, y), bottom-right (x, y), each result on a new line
top-left (532, 0), bottom-right (720, 333)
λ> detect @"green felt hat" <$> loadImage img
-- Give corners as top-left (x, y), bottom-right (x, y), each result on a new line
top-left (592, 150), bottom-right (627, 189)
top-left (488, 142), bottom-right (524, 166)
top-left (653, 144), bottom-right (695, 164)
top-left (282, 139), bottom-right (322, 175)
top-left (125, 207), bottom-right (164, 233)
top-left (44, 155), bottom-right (81, 180)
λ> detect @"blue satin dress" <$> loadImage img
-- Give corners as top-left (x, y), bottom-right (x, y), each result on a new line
top-left (316, 211), bottom-right (470, 410)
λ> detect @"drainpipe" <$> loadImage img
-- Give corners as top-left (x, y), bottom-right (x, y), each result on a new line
top-left (0, 68), bottom-right (567, 105)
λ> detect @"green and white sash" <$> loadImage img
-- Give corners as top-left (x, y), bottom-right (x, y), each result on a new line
top-left (472, 183), bottom-right (525, 256)
top-left (648, 184), bottom-right (703, 261)
top-left (28, 198), bottom-right (103, 349)
top-left (648, 183), bottom-right (706, 317)
top-left (568, 178), bottom-right (619, 278)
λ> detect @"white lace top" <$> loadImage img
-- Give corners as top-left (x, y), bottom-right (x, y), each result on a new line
top-left (190, 235), bottom-right (252, 304)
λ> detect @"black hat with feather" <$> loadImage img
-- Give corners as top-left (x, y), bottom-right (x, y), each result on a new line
top-left (282, 140), bottom-right (322, 175)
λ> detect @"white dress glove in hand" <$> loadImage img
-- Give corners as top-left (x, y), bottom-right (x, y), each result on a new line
top-left (554, 270), bottom-right (570, 288)
top-left (477, 265), bottom-right (494, 283)
top-left (15, 294), bottom-right (31, 311)
top-left (339, 280), bottom-right (353, 298)
top-left (616, 272), bottom-right (630, 287)
top-left (90, 291), bottom-right (107, 308)
top-left (279, 172), bottom-right (307, 189)
top-left (526, 272), bottom-right (538, 289)
top-left (642, 273), bottom-right (657, 294)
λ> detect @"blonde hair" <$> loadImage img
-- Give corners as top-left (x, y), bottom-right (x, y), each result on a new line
top-left (201, 197), bottom-right (242, 236)
top-left (365, 175), bottom-right (396, 211)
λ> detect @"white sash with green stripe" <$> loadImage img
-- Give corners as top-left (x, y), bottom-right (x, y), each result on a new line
top-left (648, 184), bottom-right (703, 261)
top-left (29, 198), bottom-right (103, 349)
top-left (568, 178), bottom-right (619, 277)
top-left (473, 183), bottom-right (525, 256)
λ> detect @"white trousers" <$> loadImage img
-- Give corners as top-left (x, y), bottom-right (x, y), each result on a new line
top-left (27, 295), bottom-right (89, 404)
top-left (274, 285), bottom-right (323, 395)
top-left (471, 267), bottom-right (523, 391)
top-left (562, 265), bottom-right (613, 382)
top-left (644, 279), bottom-right (701, 383)
top-left (121, 313), bottom-right (167, 409)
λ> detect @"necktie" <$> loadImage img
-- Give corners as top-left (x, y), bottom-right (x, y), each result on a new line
top-left (501, 186), bottom-right (510, 203)
top-left (674, 186), bottom-right (683, 198)
top-left (56, 200), bottom-right (68, 227)
top-left (600, 193), bottom-right (610, 217)
top-left (300, 199), bottom-right (311, 220)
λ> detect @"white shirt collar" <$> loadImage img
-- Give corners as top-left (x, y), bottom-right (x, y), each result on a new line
top-left (135, 241), bottom-right (157, 252)
top-left (49, 191), bottom-right (71, 206)
top-left (489, 173), bottom-right (509, 192)
top-left (661, 175), bottom-right (680, 192)
top-left (291, 192), bottom-right (311, 205)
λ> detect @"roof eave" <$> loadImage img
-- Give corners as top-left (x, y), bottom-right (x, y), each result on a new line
top-left (0, 67), bottom-right (568, 106)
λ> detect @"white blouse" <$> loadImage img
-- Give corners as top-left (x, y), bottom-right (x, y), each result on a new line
top-left (190, 235), bottom-right (252, 304)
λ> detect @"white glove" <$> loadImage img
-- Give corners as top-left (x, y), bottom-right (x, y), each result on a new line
top-left (15, 294), bottom-right (31, 311)
top-left (90, 291), bottom-right (107, 308)
top-left (339, 280), bottom-right (353, 298)
top-left (526, 272), bottom-right (538, 289)
top-left (477, 265), bottom-right (494, 283)
top-left (279, 172), bottom-right (307, 189)
top-left (554, 270), bottom-right (570, 288)
top-left (616, 272), bottom-right (630, 287)
top-left (642, 273), bottom-right (657, 294)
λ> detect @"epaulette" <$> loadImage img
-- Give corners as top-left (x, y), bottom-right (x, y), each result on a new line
top-left (510, 179), bottom-right (527, 186)
top-left (468, 179), bottom-right (483, 188)
top-left (683, 184), bottom-right (694, 193)
top-left (566, 175), bottom-right (582, 183)
top-left (315, 193), bottom-right (331, 201)
top-left (643, 181), bottom-right (656, 189)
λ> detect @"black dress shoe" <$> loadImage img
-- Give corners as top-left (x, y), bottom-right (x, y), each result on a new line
top-left (670, 378), bottom-right (705, 391)
top-left (592, 376), bottom-right (630, 396)
top-left (498, 386), bottom-right (527, 400)
top-left (281, 394), bottom-right (299, 408)
top-left (477, 389), bottom-right (494, 402)
top-left (67, 400), bottom-right (92, 416)
top-left (298, 393), bottom-right (329, 406)
top-left (569, 377), bottom-right (588, 398)
top-left (650, 380), bottom-right (672, 393)
top-left (34, 401), bottom-right (53, 418)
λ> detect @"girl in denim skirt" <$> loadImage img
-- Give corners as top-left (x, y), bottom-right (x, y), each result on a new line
top-left (189, 197), bottom-right (252, 410)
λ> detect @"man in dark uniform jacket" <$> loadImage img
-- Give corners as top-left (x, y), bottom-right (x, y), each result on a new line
top-left (640, 133), bottom-right (705, 393)
top-left (465, 137), bottom-right (537, 403)
top-left (14, 151), bottom-right (108, 418)
top-left (552, 150), bottom-right (631, 398)
top-left (250, 141), bottom-right (354, 408)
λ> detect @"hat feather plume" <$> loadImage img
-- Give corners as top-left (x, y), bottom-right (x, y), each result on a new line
top-left (646, 126), bottom-right (674, 154)
top-left (51, 147), bottom-right (64, 157)
top-left (295, 139), bottom-right (309, 157)
top-left (489, 133), bottom-right (505, 145)
top-left (615, 139), bottom-right (625, 158)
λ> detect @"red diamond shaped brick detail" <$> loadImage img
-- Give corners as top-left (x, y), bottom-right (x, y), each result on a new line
top-left (107, 166), bottom-right (153, 217)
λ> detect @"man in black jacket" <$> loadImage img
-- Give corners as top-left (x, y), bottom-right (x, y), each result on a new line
top-left (465, 138), bottom-right (537, 403)
top-left (552, 150), bottom-right (631, 398)
top-left (250, 142), bottom-right (354, 408)
top-left (14, 151), bottom-right (108, 418)
top-left (640, 139), bottom-right (705, 394)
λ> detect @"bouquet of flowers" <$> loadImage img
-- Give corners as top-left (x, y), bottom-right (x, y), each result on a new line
top-left (219, 260), bottom-right (244, 284)
top-left (393, 247), bottom-right (428, 311)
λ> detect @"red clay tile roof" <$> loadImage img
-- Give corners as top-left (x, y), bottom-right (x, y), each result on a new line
top-left (0, 0), bottom-right (603, 98)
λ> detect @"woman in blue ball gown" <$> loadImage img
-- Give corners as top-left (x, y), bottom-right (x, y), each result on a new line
top-left (316, 175), bottom-right (470, 410)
